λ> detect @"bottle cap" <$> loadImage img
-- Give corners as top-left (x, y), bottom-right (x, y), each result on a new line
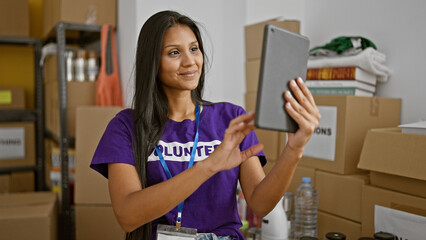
top-left (239, 220), bottom-right (249, 230)
top-left (302, 177), bottom-right (311, 183)
top-left (326, 232), bottom-right (346, 240)
top-left (76, 49), bottom-right (87, 59)
top-left (374, 231), bottom-right (396, 240)
top-left (87, 50), bottom-right (98, 59)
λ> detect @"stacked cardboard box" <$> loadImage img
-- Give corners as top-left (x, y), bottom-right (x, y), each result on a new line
top-left (0, 192), bottom-right (57, 240)
top-left (244, 19), bottom-right (300, 173)
top-left (0, 87), bottom-right (26, 109)
top-left (298, 95), bottom-right (401, 239)
top-left (0, 0), bottom-right (29, 37)
top-left (74, 106), bottom-right (125, 240)
top-left (0, 107), bottom-right (36, 192)
top-left (358, 128), bottom-right (426, 238)
top-left (42, 0), bottom-right (117, 37)
top-left (244, 19), bottom-right (404, 239)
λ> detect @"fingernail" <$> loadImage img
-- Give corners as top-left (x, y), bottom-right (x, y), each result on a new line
top-left (238, 122), bottom-right (245, 126)
top-left (297, 77), bottom-right (304, 84)
top-left (287, 91), bottom-right (292, 98)
top-left (287, 102), bottom-right (292, 108)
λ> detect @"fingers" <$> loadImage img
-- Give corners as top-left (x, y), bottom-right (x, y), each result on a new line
top-left (288, 78), bottom-right (316, 112)
top-left (284, 78), bottom-right (321, 132)
top-left (225, 112), bottom-right (255, 136)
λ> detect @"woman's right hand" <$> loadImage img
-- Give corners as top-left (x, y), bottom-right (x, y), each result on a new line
top-left (203, 112), bottom-right (264, 174)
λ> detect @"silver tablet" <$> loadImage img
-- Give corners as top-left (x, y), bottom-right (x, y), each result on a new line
top-left (254, 24), bottom-right (310, 132)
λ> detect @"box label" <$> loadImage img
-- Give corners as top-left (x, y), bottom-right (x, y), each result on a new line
top-left (303, 106), bottom-right (337, 161)
top-left (375, 205), bottom-right (426, 239)
top-left (0, 127), bottom-right (25, 160)
top-left (0, 90), bottom-right (12, 104)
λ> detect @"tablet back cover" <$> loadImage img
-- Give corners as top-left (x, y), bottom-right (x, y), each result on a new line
top-left (254, 24), bottom-right (310, 132)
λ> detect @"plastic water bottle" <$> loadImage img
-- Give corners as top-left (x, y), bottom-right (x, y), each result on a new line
top-left (294, 177), bottom-right (318, 239)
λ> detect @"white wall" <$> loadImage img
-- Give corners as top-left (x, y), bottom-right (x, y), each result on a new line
top-left (117, 0), bottom-right (246, 107)
top-left (117, 0), bottom-right (138, 107)
top-left (245, 0), bottom-right (304, 26)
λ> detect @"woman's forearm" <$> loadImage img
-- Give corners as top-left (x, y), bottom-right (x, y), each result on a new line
top-left (109, 160), bottom-right (215, 232)
top-left (245, 144), bottom-right (303, 217)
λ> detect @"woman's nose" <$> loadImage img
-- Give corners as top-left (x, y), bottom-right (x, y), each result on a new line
top-left (181, 51), bottom-right (195, 66)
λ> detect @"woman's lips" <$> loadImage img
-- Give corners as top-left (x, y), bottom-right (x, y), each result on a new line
top-left (179, 70), bottom-right (197, 77)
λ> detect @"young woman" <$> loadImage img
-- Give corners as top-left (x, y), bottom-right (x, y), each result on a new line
top-left (91, 10), bottom-right (320, 240)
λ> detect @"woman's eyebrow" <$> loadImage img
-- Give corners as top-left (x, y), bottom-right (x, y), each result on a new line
top-left (164, 41), bottom-right (198, 48)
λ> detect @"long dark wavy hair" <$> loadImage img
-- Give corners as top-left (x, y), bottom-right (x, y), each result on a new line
top-left (128, 10), bottom-right (208, 240)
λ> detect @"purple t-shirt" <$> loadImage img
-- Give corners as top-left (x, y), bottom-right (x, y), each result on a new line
top-left (91, 102), bottom-right (266, 239)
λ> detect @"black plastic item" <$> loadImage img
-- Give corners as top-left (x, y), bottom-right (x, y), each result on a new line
top-left (374, 231), bottom-right (396, 240)
top-left (325, 232), bottom-right (346, 240)
top-left (300, 237), bottom-right (319, 240)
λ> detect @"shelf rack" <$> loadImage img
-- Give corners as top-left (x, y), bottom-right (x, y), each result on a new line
top-left (0, 36), bottom-right (45, 191)
top-left (45, 22), bottom-right (102, 240)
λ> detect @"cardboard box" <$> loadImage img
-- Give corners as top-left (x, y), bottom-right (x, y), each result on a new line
top-left (244, 91), bottom-right (257, 112)
top-left (75, 204), bottom-right (125, 240)
top-left (318, 210), bottom-right (362, 240)
top-left (0, 171), bottom-right (34, 193)
top-left (300, 96), bottom-right (401, 174)
top-left (43, 54), bottom-right (58, 85)
top-left (43, 0), bottom-right (116, 37)
top-left (0, 122), bottom-right (35, 168)
top-left (361, 185), bottom-right (426, 237)
top-left (0, 87), bottom-right (26, 109)
top-left (0, 0), bottom-right (29, 37)
top-left (287, 165), bottom-right (315, 194)
top-left (370, 171), bottom-right (426, 199)
top-left (45, 80), bottom-right (96, 138)
top-left (315, 170), bottom-right (368, 222)
top-left (255, 129), bottom-right (280, 160)
top-left (245, 19), bottom-right (300, 60)
top-left (358, 128), bottom-right (426, 198)
top-left (0, 192), bottom-right (57, 240)
top-left (245, 59), bottom-right (261, 92)
top-left (74, 106), bottom-right (123, 204)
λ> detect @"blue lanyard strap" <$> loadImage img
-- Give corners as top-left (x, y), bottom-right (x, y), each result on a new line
top-left (154, 104), bottom-right (200, 229)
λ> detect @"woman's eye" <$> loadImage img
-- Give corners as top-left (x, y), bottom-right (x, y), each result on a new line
top-left (190, 46), bottom-right (199, 52)
top-left (169, 50), bottom-right (179, 56)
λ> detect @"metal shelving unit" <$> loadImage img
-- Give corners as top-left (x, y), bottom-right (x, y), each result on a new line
top-left (0, 36), bottom-right (45, 191)
top-left (44, 22), bottom-right (101, 240)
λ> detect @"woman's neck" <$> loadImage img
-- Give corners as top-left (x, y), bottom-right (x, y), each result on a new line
top-left (166, 91), bottom-right (196, 122)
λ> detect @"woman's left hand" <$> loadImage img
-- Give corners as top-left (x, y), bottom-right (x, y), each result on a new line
top-left (284, 77), bottom-right (321, 153)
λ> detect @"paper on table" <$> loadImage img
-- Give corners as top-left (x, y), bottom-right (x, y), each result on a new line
top-left (375, 205), bottom-right (426, 239)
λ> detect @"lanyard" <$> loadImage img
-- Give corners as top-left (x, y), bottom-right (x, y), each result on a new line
top-left (154, 104), bottom-right (200, 230)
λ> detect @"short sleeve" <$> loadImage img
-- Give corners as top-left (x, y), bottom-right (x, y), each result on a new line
top-left (236, 106), bottom-right (267, 166)
top-left (90, 110), bottom-right (135, 178)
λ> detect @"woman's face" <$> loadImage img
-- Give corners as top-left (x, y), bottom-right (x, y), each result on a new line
top-left (158, 24), bottom-right (203, 94)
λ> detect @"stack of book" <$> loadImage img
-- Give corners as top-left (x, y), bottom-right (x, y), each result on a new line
top-left (305, 66), bottom-right (376, 96)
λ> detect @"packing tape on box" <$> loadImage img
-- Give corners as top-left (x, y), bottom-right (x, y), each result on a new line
top-left (370, 97), bottom-right (379, 116)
